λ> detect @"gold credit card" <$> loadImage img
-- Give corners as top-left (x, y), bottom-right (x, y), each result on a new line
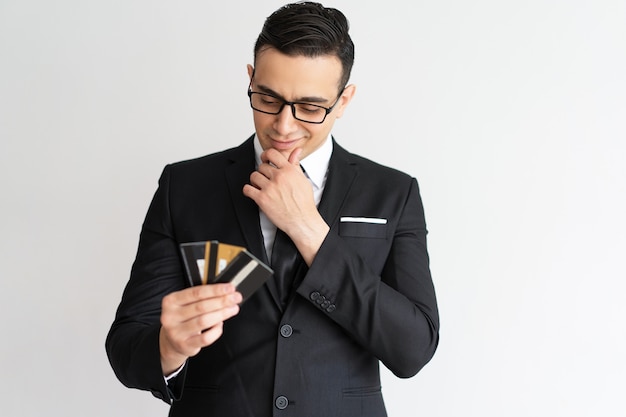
top-left (202, 242), bottom-right (245, 284)
top-left (214, 243), bottom-right (245, 277)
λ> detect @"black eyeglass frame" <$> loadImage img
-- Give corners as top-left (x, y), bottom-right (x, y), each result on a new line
top-left (247, 84), bottom-right (345, 125)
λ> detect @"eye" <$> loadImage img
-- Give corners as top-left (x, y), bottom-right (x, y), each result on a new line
top-left (260, 96), bottom-right (280, 105)
top-left (296, 104), bottom-right (324, 114)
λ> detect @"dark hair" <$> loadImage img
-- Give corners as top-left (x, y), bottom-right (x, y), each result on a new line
top-left (254, 2), bottom-right (354, 90)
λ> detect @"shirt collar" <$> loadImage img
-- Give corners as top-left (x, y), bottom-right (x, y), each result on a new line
top-left (253, 134), bottom-right (333, 191)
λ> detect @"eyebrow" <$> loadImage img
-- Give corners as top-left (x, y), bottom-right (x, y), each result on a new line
top-left (255, 84), bottom-right (330, 104)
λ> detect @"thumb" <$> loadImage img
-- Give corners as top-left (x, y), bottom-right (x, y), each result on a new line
top-left (288, 148), bottom-right (303, 166)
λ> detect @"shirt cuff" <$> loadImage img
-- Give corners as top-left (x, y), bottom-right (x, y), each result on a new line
top-left (164, 362), bottom-right (186, 384)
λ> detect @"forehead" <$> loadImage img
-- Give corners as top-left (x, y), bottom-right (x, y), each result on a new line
top-left (253, 48), bottom-right (342, 99)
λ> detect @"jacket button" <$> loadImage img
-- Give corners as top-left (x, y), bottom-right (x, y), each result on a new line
top-left (280, 324), bottom-right (293, 338)
top-left (321, 300), bottom-right (331, 308)
top-left (310, 291), bottom-right (320, 301)
top-left (326, 304), bottom-right (336, 313)
top-left (275, 395), bottom-right (289, 410)
top-left (315, 295), bottom-right (326, 305)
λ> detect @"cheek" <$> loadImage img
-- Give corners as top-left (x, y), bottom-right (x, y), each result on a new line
top-left (252, 112), bottom-right (269, 129)
top-left (307, 121), bottom-right (332, 139)
top-left (302, 127), bottom-right (330, 149)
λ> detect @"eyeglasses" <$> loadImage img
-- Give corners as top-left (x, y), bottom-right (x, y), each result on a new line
top-left (247, 87), bottom-right (343, 124)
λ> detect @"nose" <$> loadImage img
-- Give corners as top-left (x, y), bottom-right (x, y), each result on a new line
top-left (273, 104), bottom-right (298, 135)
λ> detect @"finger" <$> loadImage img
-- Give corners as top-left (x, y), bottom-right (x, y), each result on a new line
top-left (162, 289), bottom-right (241, 328)
top-left (180, 303), bottom-right (239, 339)
top-left (254, 163), bottom-right (276, 180)
top-left (163, 301), bottom-right (240, 347)
top-left (261, 148), bottom-right (288, 168)
top-left (288, 148), bottom-right (303, 165)
top-left (192, 322), bottom-right (224, 348)
top-left (249, 169), bottom-right (271, 187)
top-left (196, 291), bottom-right (242, 314)
top-left (184, 292), bottom-right (242, 321)
top-left (243, 183), bottom-right (260, 200)
top-left (166, 283), bottom-right (236, 307)
top-left (194, 303), bottom-right (240, 330)
top-left (164, 318), bottom-right (226, 358)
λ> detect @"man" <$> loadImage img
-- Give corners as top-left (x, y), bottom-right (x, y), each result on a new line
top-left (106, 2), bottom-right (439, 416)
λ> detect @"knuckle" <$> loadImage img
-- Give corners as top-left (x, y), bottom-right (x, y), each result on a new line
top-left (161, 293), bottom-right (174, 309)
top-left (205, 322), bottom-right (224, 337)
top-left (191, 286), bottom-right (204, 298)
top-left (160, 315), bottom-right (172, 327)
top-left (194, 300), bottom-right (209, 314)
top-left (197, 313), bottom-right (213, 329)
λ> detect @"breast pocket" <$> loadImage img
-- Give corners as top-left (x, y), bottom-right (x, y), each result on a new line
top-left (339, 217), bottom-right (388, 239)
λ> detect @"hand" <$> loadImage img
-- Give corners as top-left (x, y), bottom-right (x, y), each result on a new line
top-left (159, 284), bottom-right (242, 375)
top-left (242, 148), bottom-right (330, 265)
top-left (243, 148), bottom-right (312, 232)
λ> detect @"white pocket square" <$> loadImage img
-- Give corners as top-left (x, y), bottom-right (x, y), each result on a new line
top-left (340, 217), bottom-right (387, 225)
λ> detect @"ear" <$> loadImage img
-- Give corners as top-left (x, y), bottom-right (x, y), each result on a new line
top-left (333, 84), bottom-right (356, 119)
top-left (247, 64), bottom-right (254, 81)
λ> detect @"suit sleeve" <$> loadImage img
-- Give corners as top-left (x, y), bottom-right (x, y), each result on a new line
top-left (105, 165), bottom-right (187, 403)
top-left (296, 178), bottom-right (439, 378)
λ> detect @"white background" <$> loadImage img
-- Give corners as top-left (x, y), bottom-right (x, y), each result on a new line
top-left (1, 1), bottom-right (625, 416)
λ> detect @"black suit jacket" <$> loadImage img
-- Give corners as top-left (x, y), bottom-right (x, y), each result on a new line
top-left (106, 137), bottom-right (439, 417)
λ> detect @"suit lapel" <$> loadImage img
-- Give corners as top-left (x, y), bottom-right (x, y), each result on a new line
top-left (317, 140), bottom-right (358, 227)
top-left (225, 137), bottom-right (285, 310)
top-left (225, 137), bottom-right (268, 264)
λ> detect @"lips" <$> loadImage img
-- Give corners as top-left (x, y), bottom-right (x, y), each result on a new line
top-left (270, 137), bottom-right (301, 150)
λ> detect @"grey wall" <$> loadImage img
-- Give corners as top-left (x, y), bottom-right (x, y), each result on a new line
top-left (1, 1), bottom-right (624, 416)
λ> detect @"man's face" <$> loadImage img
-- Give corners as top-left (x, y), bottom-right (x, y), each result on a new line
top-left (247, 48), bottom-right (355, 160)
